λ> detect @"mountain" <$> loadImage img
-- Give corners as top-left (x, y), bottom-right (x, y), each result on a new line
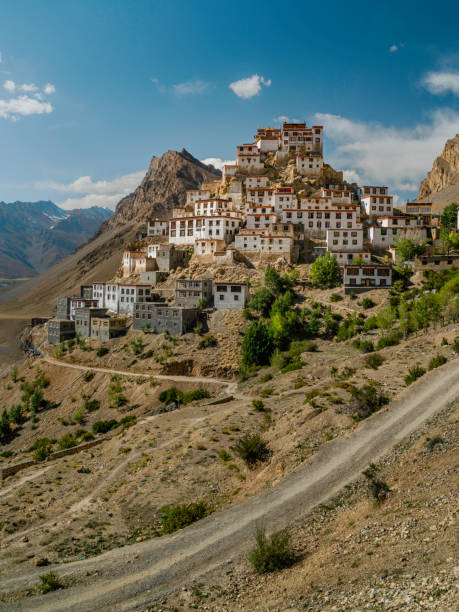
top-left (102, 149), bottom-right (221, 231)
top-left (0, 200), bottom-right (112, 279)
top-left (0, 149), bottom-right (220, 312)
top-left (417, 134), bottom-right (459, 212)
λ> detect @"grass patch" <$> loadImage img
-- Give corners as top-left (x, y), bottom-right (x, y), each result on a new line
top-left (159, 502), bottom-right (212, 534)
top-left (249, 527), bottom-right (295, 573)
top-left (405, 364), bottom-right (426, 386)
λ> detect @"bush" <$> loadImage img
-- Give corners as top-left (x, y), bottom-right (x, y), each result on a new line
top-left (92, 419), bottom-right (118, 434)
top-left (242, 321), bottom-right (274, 367)
top-left (376, 334), bottom-right (399, 350)
top-left (280, 361), bottom-right (305, 374)
top-left (82, 370), bottom-right (95, 382)
top-left (349, 291), bottom-right (357, 300)
top-left (198, 334), bottom-right (217, 349)
top-left (118, 415), bottom-right (136, 429)
top-left (361, 297), bottom-right (375, 309)
top-left (352, 339), bottom-right (374, 353)
top-left (28, 437), bottom-right (56, 452)
top-left (39, 572), bottom-right (64, 594)
top-left (252, 399), bottom-right (265, 412)
top-left (364, 353), bottom-right (385, 370)
top-left (426, 436), bottom-right (444, 451)
top-left (83, 399), bottom-right (100, 412)
top-left (130, 337), bottom-right (144, 355)
top-left (428, 355), bottom-right (447, 370)
top-left (218, 449), bottom-right (231, 461)
top-left (182, 389), bottom-right (211, 404)
top-left (330, 293), bottom-right (343, 302)
top-left (0, 410), bottom-right (12, 444)
top-left (249, 288), bottom-right (275, 317)
top-left (73, 409), bottom-right (86, 425)
top-left (363, 465), bottom-right (391, 504)
top-left (350, 384), bottom-right (389, 420)
top-left (248, 527), bottom-right (295, 573)
top-left (405, 364), bottom-right (426, 385)
top-left (96, 347), bottom-right (109, 357)
top-left (234, 433), bottom-right (270, 467)
top-left (9, 404), bottom-right (23, 425)
top-left (159, 501), bottom-right (211, 534)
top-left (58, 433), bottom-right (78, 450)
top-left (34, 445), bottom-right (52, 461)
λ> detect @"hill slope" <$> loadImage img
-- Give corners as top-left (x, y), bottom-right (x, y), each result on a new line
top-left (417, 134), bottom-right (459, 211)
top-left (0, 201), bottom-right (112, 279)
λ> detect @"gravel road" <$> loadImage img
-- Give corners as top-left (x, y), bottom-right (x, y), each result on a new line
top-left (2, 359), bottom-right (458, 612)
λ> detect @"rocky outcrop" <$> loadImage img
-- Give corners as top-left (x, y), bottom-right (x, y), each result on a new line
top-left (102, 149), bottom-right (221, 230)
top-left (417, 134), bottom-right (459, 211)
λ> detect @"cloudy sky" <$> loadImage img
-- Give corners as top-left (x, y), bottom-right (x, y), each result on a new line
top-left (1, 0), bottom-right (459, 210)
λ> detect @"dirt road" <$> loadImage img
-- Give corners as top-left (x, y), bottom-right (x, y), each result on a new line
top-left (2, 359), bottom-right (458, 611)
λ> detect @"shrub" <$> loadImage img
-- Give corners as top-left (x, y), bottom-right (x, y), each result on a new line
top-left (83, 399), bottom-right (100, 412)
top-left (96, 347), bottom-right (109, 357)
top-left (9, 404), bottom-right (23, 425)
top-left (196, 296), bottom-right (210, 310)
top-left (39, 572), bottom-right (64, 594)
top-left (119, 415), bottom-right (137, 429)
top-left (361, 297), bottom-right (375, 309)
top-left (364, 353), bottom-right (385, 370)
top-left (426, 436), bottom-right (444, 451)
top-left (58, 433), bottom-right (78, 450)
top-left (258, 373), bottom-right (273, 383)
top-left (363, 316), bottom-right (378, 332)
top-left (405, 364), bottom-right (426, 386)
top-left (363, 465), bottom-right (391, 504)
top-left (242, 321), bottom-right (274, 367)
top-left (249, 288), bottom-right (275, 317)
top-left (34, 445), bottom-right (52, 461)
top-left (182, 389), bottom-right (211, 404)
top-left (82, 371), bottom-right (95, 382)
top-left (159, 501), bottom-right (211, 534)
top-left (352, 339), bottom-right (374, 353)
top-left (281, 361), bottom-right (305, 374)
top-left (80, 431), bottom-right (95, 442)
top-left (248, 527), bottom-right (295, 573)
top-left (330, 293), bottom-right (343, 302)
top-left (349, 291), bottom-right (357, 300)
top-left (350, 384), bottom-right (389, 420)
top-left (376, 334), bottom-right (399, 350)
top-left (198, 334), bottom-right (217, 349)
top-left (92, 419), bottom-right (118, 434)
top-left (252, 399), bottom-right (265, 412)
top-left (130, 337), bottom-right (144, 355)
top-left (428, 355), bottom-right (447, 370)
top-left (453, 337), bottom-right (459, 354)
top-left (73, 409), bottom-right (86, 425)
top-left (0, 410), bottom-right (12, 444)
top-left (218, 449), bottom-right (231, 461)
top-left (234, 433), bottom-right (270, 467)
top-left (28, 437), bottom-right (56, 452)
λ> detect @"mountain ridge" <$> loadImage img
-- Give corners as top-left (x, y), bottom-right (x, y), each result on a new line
top-left (417, 134), bottom-right (459, 211)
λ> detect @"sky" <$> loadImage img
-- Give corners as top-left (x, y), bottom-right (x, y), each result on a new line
top-left (1, 0), bottom-right (459, 210)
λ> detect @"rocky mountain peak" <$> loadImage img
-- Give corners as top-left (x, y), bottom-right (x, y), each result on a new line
top-left (417, 134), bottom-right (459, 210)
top-left (103, 149), bottom-right (221, 230)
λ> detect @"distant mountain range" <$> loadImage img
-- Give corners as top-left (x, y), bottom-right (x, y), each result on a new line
top-left (0, 200), bottom-right (112, 279)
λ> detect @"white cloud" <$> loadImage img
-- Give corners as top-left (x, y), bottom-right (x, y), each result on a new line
top-left (173, 80), bottom-right (210, 95)
top-left (0, 95), bottom-right (53, 120)
top-left (422, 71), bottom-right (459, 97)
top-left (316, 108), bottom-right (459, 193)
top-left (149, 77), bottom-right (167, 94)
top-left (4, 80), bottom-right (15, 92)
top-left (389, 44), bottom-right (398, 53)
top-left (19, 83), bottom-right (38, 92)
top-left (40, 170), bottom-right (145, 210)
top-left (44, 83), bottom-right (56, 95)
top-left (201, 157), bottom-right (235, 171)
top-left (229, 74), bottom-right (271, 99)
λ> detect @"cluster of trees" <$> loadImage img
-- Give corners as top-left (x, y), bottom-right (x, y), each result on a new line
top-left (241, 267), bottom-right (341, 369)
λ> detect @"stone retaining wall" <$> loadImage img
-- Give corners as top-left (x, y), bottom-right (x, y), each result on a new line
top-left (0, 438), bottom-right (105, 480)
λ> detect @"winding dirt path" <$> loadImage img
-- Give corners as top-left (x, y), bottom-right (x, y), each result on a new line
top-left (1, 359), bottom-right (457, 611)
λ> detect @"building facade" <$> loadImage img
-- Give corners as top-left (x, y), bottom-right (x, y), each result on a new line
top-left (133, 303), bottom-right (198, 335)
top-left (214, 282), bottom-right (248, 309)
top-left (175, 278), bottom-right (213, 308)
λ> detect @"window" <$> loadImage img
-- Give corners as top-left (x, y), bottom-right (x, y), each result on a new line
top-left (220, 294), bottom-right (224, 300)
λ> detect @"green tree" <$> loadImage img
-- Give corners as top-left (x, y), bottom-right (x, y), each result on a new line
top-left (242, 321), bottom-right (274, 366)
top-left (249, 288), bottom-right (275, 317)
top-left (441, 202), bottom-right (458, 229)
top-left (30, 389), bottom-right (43, 412)
top-left (264, 266), bottom-right (283, 296)
top-left (309, 253), bottom-right (341, 288)
top-left (0, 410), bottom-right (12, 444)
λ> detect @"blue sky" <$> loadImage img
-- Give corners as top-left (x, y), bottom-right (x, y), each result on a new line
top-left (1, 0), bottom-right (459, 209)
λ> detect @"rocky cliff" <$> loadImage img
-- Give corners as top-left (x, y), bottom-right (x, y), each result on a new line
top-left (417, 134), bottom-right (459, 211)
top-left (103, 149), bottom-right (221, 230)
